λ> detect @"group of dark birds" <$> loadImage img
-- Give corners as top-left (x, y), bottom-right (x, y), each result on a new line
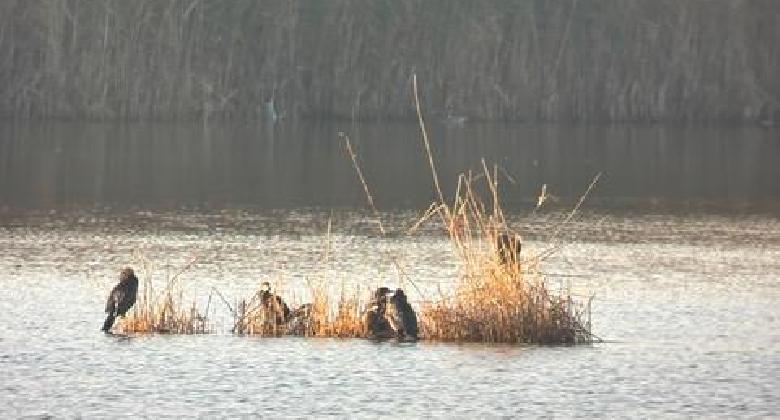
top-left (257, 281), bottom-right (292, 325)
top-left (100, 232), bottom-right (521, 339)
top-left (243, 282), bottom-right (418, 341)
top-left (364, 287), bottom-right (418, 340)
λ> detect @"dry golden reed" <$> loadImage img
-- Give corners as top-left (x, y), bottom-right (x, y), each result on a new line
top-left (416, 170), bottom-right (590, 344)
top-left (231, 153), bottom-right (594, 344)
top-left (409, 74), bottom-right (592, 344)
top-left (116, 254), bottom-right (211, 334)
top-left (236, 280), bottom-right (368, 338)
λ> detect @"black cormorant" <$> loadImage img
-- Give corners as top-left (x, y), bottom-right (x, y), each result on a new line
top-left (389, 288), bottom-right (418, 341)
top-left (287, 303), bottom-right (313, 335)
top-left (257, 282), bottom-right (291, 324)
top-left (364, 287), bottom-right (395, 339)
top-left (101, 268), bottom-right (139, 332)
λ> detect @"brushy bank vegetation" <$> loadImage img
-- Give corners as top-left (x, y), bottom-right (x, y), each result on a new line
top-left (1, 0), bottom-right (777, 122)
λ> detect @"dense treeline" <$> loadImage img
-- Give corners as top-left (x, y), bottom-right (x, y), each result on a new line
top-left (0, 0), bottom-right (777, 122)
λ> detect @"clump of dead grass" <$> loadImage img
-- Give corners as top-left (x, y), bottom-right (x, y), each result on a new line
top-left (235, 279), bottom-right (367, 338)
top-left (305, 282), bottom-right (365, 338)
top-left (394, 74), bottom-right (595, 343)
top-left (412, 160), bottom-right (594, 344)
top-left (116, 253), bottom-right (212, 334)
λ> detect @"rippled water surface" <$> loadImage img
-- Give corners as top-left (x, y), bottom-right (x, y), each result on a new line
top-left (1, 210), bottom-right (778, 417)
top-left (2, 121), bottom-right (778, 416)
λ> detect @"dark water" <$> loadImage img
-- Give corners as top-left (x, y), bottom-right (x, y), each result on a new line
top-left (0, 122), bottom-right (778, 417)
top-left (1, 121), bottom-right (778, 210)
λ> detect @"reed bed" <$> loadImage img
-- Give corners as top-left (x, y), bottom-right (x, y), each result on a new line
top-left (416, 170), bottom-right (592, 344)
top-left (108, 194), bottom-right (594, 342)
top-left (230, 280), bottom-right (292, 336)
top-left (305, 283), bottom-right (365, 338)
top-left (230, 164), bottom-right (594, 344)
top-left (116, 254), bottom-right (212, 334)
top-left (5, 1), bottom-right (775, 122)
top-left (235, 280), bottom-right (367, 338)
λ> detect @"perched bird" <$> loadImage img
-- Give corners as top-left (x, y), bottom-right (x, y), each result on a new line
top-left (388, 289), bottom-right (418, 341)
top-left (287, 303), bottom-right (314, 336)
top-left (364, 287), bottom-right (395, 339)
top-left (101, 268), bottom-right (139, 332)
top-left (257, 282), bottom-right (291, 324)
top-left (496, 233), bottom-right (522, 265)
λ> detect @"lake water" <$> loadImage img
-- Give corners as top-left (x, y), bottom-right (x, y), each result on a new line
top-left (1, 121), bottom-right (778, 210)
top-left (0, 122), bottom-right (778, 417)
